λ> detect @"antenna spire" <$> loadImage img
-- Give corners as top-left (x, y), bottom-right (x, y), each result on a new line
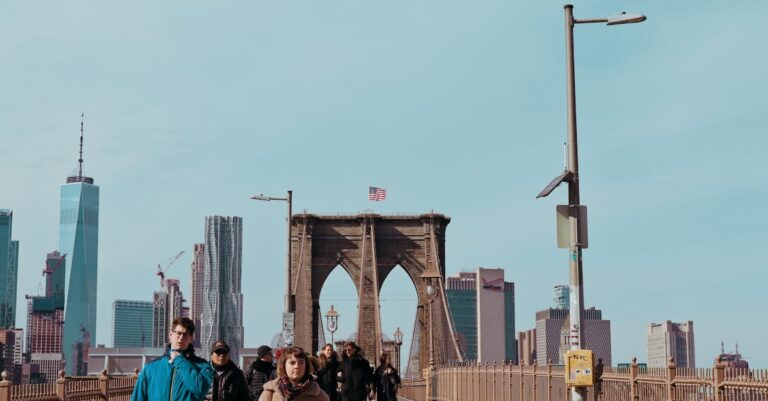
top-left (78, 112), bottom-right (84, 180)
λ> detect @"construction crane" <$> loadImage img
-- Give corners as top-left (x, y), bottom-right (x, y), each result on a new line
top-left (156, 251), bottom-right (185, 288)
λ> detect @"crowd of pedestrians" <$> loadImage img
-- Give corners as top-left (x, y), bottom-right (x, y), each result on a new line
top-left (130, 317), bottom-right (401, 401)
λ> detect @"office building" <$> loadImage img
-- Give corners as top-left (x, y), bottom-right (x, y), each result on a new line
top-left (517, 328), bottom-right (536, 365)
top-left (60, 120), bottom-right (99, 375)
top-left (0, 210), bottom-right (20, 329)
top-left (535, 305), bottom-right (612, 366)
top-left (445, 268), bottom-right (516, 363)
top-left (201, 216), bottom-right (244, 360)
top-left (87, 346), bottom-right (164, 375)
top-left (26, 251), bottom-right (66, 355)
top-left (29, 353), bottom-right (64, 383)
top-left (0, 328), bottom-right (23, 383)
top-left (190, 243), bottom-right (204, 348)
top-left (112, 300), bottom-right (153, 348)
top-left (647, 320), bottom-right (695, 368)
top-left (151, 279), bottom-right (185, 348)
top-left (553, 285), bottom-right (569, 310)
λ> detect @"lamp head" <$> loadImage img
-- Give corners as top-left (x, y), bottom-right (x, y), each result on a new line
top-left (607, 12), bottom-right (646, 25)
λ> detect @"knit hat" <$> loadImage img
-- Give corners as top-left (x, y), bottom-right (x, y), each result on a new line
top-left (257, 345), bottom-right (273, 359)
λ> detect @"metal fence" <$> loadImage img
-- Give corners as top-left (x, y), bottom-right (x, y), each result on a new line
top-left (400, 358), bottom-right (768, 401)
top-left (0, 371), bottom-right (136, 401)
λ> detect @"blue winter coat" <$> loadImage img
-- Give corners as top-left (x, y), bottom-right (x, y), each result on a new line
top-left (130, 346), bottom-right (214, 401)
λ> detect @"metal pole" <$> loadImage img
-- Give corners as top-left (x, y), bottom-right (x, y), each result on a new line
top-left (286, 190), bottom-right (293, 313)
top-left (429, 298), bottom-right (435, 370)
top-left (565, 5), bottom-right (586, 401)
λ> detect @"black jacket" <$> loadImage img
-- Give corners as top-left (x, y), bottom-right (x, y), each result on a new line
top-left (208, 360), bottom-right (250, 401)
top-left (244, 359), bottom-right (276, 400)
top-left (373, 366), bottom-right (400, 401)
top-left (316, 358), bottom-right (340, 401)
top-left (338, 354), bottom-right (372, 401)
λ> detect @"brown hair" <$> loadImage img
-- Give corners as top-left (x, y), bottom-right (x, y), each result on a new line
top-left (318, 344), bottom-right (337, 369)
top-left (379, 352), bottom-right (391, 367)
top-left (277, 347), bottom-right (313, 380)
top-left (171, 317), bottom-right (195, 336)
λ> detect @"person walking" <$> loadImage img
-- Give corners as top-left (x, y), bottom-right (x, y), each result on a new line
top-left (246, 345), bottom-right (277, 400)
top-left (130, 317), bottom-right (213, 401)
top-left (337, 342), bottom-right (372, 401)
top-left (315, 344), bottom-right (339, 401)
top-left (207, 340), bottom-right (250, 401)
top-left (258, 347), bottom-right (329, 401)
top-left (372, 353), bottom-right (400, 401)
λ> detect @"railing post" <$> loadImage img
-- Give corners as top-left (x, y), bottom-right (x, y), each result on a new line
top-left (713, 357), bottom-right (725, 401)
top-left (99, 369), bottom-right (109, 400)
top-left (423, 368), bottom-right (431, 401)
top-left (666, 357), bottom-right (676, 401)
top-left (533, 361), bottom-right (538, 401)
top-left (519, 363), bottom-right (525, 401)
top-left (0, 371), bottom-right (11, 401)
top-left (547, 360), bottom-right (553, 401)
top-left (56, 370), bottom-right (67, 401)
top-left (630, 357), bottom-right (639, 401)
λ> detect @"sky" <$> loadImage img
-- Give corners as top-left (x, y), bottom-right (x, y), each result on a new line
top-left (1, 0), bottom-right (766, 369)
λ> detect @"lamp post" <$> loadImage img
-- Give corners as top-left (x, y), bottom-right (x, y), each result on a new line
top-left (538, 6), bottom-right (645, 401)
top-left (393, 327), bottom-right (404, 372)
top-left (325, 305), bottom-right (340, 346)
top-left (250, 190), bottom-right (293, 344)
top-left (420, 277), bottom-right (439, 370)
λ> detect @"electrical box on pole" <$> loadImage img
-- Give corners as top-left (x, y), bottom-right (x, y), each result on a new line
top-left (565, 349), bottom-right (595, 386)
top-left (557, 205), bottom-right (588, 249)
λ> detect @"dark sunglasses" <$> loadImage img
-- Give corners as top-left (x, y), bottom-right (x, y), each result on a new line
top-left (214, 350), bottom-right (229, 356)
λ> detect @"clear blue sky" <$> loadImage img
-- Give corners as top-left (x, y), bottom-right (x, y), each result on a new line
top-left (2, 1), bottom-right (766, 368)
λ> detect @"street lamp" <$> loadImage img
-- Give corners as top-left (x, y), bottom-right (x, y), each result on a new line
top-left (420, 270), bottom-right (440, 371)
top-left (393, 327), bottom-right (404, 372)
top-left (250, 190), bottom-right (293, 344)
top-left (537, 5), bottom-right (645, 401)
top-left (325, 305), bottom-right (340, 346)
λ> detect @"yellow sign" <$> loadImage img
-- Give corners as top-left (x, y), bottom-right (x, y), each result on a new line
top-left (565, 349), bottom-right (594, 387)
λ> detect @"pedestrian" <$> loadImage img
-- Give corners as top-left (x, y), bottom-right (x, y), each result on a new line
top-left (207, 340), bottom-right (250, 401)
top-left (373, 353), bottom-right (400, 401)
top-left (258, 346), bottom-right (329, 401)
top-left (593, 358), bottom-right (604, 401)
top-left (246, 345), bottom-right (277, 400)
top-left (130, 317), bottom-right (213, 401)
top-left (316, 344), bottom-right (339, 401)
top-left (337, 342), bottom-right (372, 401)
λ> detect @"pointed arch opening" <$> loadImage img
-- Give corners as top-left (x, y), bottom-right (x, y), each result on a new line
top-left (317, 264), bottom-right (359, 351)
top-left (378, 264), bottom-right (418, 374)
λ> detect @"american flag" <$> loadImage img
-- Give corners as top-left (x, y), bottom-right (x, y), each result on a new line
top-left (368, 186), bottom-right (387, 201)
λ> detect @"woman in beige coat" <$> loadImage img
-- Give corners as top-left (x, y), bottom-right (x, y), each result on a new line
top-left (259, 347), bottom-right (329, 401)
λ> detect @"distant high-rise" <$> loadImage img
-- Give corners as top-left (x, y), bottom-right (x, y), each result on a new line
top-left (536, 307), bottom-right (612, 366)
top-left (553, 284), bottom-right (569, 310)
top-left (0, 210), bottom-right (20, 329)
top-left (60, 117), bottom-right (99, 375)
top-left (151, 280), bottom-right (185, 348)
top-left (190, 243), bottom-right (205, 348)
top-left (112, 300), bottom-right (153, 348)
top-left (445, 268), bottom-right (516, 363)
top-left (201, 216), bottom-right (244, 360)
top-left (517, 328), bottom-right (536, 365)
top-left (647, 320), bottom-right (695, 368)
top-left (26, 251), bottom-right (66, 355)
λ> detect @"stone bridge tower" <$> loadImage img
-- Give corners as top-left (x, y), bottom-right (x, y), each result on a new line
top-left (290, 212), bottom-right (464, 370)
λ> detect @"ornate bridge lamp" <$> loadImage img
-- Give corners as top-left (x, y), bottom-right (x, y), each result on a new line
top-left (420, 270), bottom-right (441, 371)
top-left (325, 305), bottom-right (340, 346)
top-left (394, 327), bottom-right (404, 372)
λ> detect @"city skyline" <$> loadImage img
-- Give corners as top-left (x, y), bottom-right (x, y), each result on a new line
top-left (1, 1), bottom-right (766, 368)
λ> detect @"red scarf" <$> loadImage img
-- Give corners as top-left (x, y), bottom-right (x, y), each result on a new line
top-left (278, 376), bottom-right (314, 400)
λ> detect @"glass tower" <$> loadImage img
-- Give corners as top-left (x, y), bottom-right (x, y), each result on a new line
top-left (0, 210), bottom-right (20, 329)
top-left (112, 300), bottom-right (153, 348)
top-left (60, 118), bottom-right (99, 375)
top-left (201, 216), bottom-right (243, 360)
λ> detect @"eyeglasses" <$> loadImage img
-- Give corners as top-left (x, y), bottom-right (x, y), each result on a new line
top-left (171, 330), bottom-right (191, 338)
top-left (214, 350), bottom-right (229, 356)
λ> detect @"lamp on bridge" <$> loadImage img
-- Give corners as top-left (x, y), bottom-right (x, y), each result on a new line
top-left (393, 327), bottom-right (404, 373)
top-left (420, 270), bottom-right (441, 371)
top-left (325, 305), bottom-right (340, 346)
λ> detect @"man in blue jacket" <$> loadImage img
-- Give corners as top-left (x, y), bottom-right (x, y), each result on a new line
top-left (131, 317), bottom-right (214, 401)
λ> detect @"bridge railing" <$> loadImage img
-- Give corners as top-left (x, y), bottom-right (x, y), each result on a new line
top-left (401, 358), bottom-right (768, 401)
top-left (0, 370), bottom-right (136, 401)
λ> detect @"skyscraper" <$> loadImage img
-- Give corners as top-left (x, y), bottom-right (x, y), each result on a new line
top-left (26, 251), bottom-right (66, 383)
top-left (445, 268), bottom-right (516, 363)
top-left (0, 210), bottom-right (20, 329)
top-left (151, 279), bottom-right (185, 348)
top-left (112, 300), bottom-right (153, 348)
top-left (647, 320), bottom-right (695, 368)
top-left (201, 216), bottom-right (243, 360)
top-left (60, 117), bottom-right (99, 375)
top-left (190, 243), bottom-right (205, 348)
